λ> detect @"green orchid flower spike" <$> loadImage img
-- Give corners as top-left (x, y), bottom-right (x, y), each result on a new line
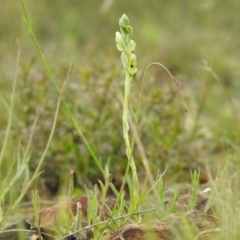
top-left (115, 14), bottom-right (139, 213)
top-left (115, 14), bottom-right (137, 77)
top-left (115, 14), bottom-right (138, 153)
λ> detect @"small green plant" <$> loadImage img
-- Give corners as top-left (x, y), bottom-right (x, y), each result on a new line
top-left (115, 13), bottom-right (139, 213)
top-left (155, 178), bottom-right (180, 217)
top-left (31, 191), bottom-right (41, 239)
top-left (188, 169), bottom-right (200, 210)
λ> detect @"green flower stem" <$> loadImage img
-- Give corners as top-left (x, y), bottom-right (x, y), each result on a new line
top-left (123, 77), bottom-right (138, 180)
top-left (105, 15), bottom-right (139, 224)
top-left (123, 74), bottom-right (132, 155)
top-left (116, 14), bottom-right (139, 206)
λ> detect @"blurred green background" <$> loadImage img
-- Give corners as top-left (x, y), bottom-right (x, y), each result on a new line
top-left (1, 0), bottom-right (240, 197)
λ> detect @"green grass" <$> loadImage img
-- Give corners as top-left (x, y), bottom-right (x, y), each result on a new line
top-left (0, 1), bottom-right (240, 239)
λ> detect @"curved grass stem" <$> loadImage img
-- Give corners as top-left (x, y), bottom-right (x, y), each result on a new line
top-left (21, 0), bottom-right (121, 201)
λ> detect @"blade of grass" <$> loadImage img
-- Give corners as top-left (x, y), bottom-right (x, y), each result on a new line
top-left (21, 1), bottom-right (121, 198)
top-left (21, 0), bottom-right (104, 178)
top-left (0, 39), bottom-right (20, 165)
